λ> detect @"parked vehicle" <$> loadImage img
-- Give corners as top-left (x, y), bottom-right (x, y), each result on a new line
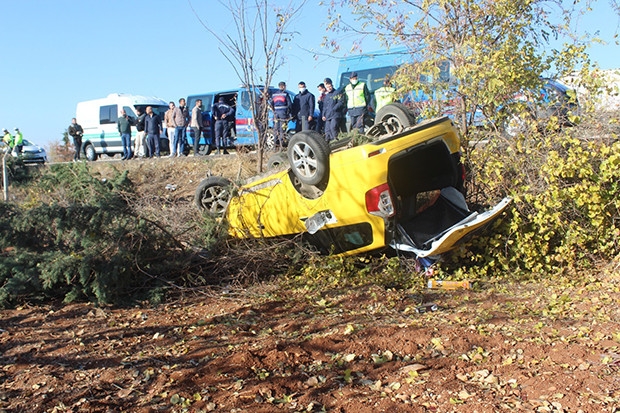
top-left (337, 49), bottom-right (579, 135)
top-left (0, 138), bottom-right (47, 164)
top-left (75, 93), bottom-right (169, 161)
top-left (186, 86), bottom-right (296, 154)
top-left (20, 139), bottom-right (48, 164)
top-left (195, 105), bottom-right (511, 257)
top-left (500, 78), bottom-right (580, 137)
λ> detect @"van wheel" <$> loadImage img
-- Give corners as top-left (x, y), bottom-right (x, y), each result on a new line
top-left (85, 144), bottom-right (98, 161)
top-left (373, 103), bottom-right (416, 135)
top-left (194, 177), bottom-right (232, 214)
top-left (287, 131), bottom-right (330, 186)
top-left (267, 152), bottom-right (288, 169)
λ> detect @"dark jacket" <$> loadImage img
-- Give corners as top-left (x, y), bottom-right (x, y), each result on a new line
top-left (68, 123), bottom-right (83, 137)
top-left (144, 113), bottom-right (162, 135)
top-left (322, 88), bottom-right (346, 120)
top-left (136, 113), bottom-right (146, 132)
top-left (212, 101), bottom-right (235, 122)
top-left (270, 90), bottom-right (292, 118)
top-left (293, 90), bottom-right (316, 119)
top-left (117, 114), bottom-right (134, 134)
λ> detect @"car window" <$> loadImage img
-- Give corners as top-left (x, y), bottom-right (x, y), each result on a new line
top-left (304, 222), bottom-right (374, 255)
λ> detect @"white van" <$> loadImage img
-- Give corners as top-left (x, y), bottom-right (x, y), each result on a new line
top-left (75, 93), bottom-right (169, 161)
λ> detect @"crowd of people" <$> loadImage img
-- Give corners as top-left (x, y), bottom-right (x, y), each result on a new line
top-left (67, 72), bottom-right (397, 161)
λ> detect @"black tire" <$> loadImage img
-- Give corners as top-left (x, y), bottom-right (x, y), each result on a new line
top-left (267, 152), bottom-right (288, 169)
top-left (374, 103), bottom-right (416, 134)
top-left (287, 131), bottom-right (330, 186)
top-left (85, 144), bottom-right (98, 161)
top-left (194, 176), bottom-right (233, 214)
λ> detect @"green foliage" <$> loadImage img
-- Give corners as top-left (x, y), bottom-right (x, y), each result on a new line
top-left (445, 124), bottom-right (620, 278)
top-left (0, 163), bottom-right (187, 308)
top-left (323, 0), bottom-right (595, 137)
top-left (286, 254), bottom-right (418, 293)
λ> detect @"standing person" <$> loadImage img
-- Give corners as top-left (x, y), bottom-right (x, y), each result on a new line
top-left (117, 109), bottom-right (134, 160)
top-left (164, 101), bottom-right (176, 157)
top-left (2, 128), bottom-right (14, 154)
top-left (190, 99), bottom-right (203, 156)
top-left (292, 81), bottom-right (316, 132)
top-left (212, 97), bottom-right (235, 155)
top-left (316, 83), bottom-right (326, 133)
top-left (144, 106), bottom-right (162, 158)
top-left (134, 107), bottom-right (146, 158)
top-left (12, 128), bottom-right (23, 156)
top-left (269, 81), bottom-right (292, 147)
top-left (173, 98), bottom-right (189, 157)
top-left (374, 78), bottom-right (397, 112)
top-left (344, 71), bottom-right (371, 133)
top-left (321, 78), bottom-right (346, 142)
top-left (67, 118), bottom-right (84, 162)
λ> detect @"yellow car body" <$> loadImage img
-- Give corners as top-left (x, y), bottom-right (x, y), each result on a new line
top-left (197, 115), bottom-right (511, 257)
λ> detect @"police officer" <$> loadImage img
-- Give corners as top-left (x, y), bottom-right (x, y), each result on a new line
top-left (321, 78), bottom-right (346, 142)
top-left (374, 78), bottom-right (397, 112)
top-left (270, 81), bottom-right (293, 147)
top-left (212, 97), bottom-right (235, 155)
top-left (344, 71), bottom-right (371, 133)
top-left (2, 128), bottom-right (14, 154)
top-left (292, 81), bottom-right (316, 132)
top-left (13, 128), bottom-right (23, 155)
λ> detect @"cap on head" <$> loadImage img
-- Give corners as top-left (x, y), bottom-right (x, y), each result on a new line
top-left (324, 78), bottom-right (333, 85)
top-left (350, 72), bottom-right (358, 78)
top-left (2, 128), bottom-right (7, 133)
top-left (218, 97), bottom-right (225, 102)
top-left (278, 81), bottom-right (286, 88)
top-left (14, 128), bottom-right (19, 131)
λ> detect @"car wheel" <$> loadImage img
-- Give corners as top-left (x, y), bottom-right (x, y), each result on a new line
top-left (194, 176), bottom-right (233, 214)
top-left (264, 128), bottom-right (279, 152)
top-left (287, 131), bottom-right (330, 186)
top-left (374, 103), bottom-right (416, 134)
top-left (267, 152), bottom-right (288, 169)
top-left (85, 144), bottom-right (98, 161)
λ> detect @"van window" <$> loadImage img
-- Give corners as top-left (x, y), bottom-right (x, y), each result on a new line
top-left (100, 105), bottom-right (118, 125)
top-left (187, 94), bottom-right (214, 112)
top-left (123, 106), bottom-right (137, 118)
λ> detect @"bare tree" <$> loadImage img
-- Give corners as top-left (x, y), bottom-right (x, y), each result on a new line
top-left (189, 0), bottom-right (305, 173)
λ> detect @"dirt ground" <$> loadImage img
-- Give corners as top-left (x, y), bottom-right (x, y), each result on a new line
top-left (1, 154), bottom-right (620, 412)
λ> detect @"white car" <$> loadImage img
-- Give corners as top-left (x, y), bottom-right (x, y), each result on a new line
top-left (1, 139), bottom-right (47, 164)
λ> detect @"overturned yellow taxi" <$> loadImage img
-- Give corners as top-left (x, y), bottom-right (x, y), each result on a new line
top-left (195, 109), bottom-right (511, 257)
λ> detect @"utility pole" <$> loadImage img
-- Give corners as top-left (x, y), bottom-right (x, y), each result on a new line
top-left (2, 155), bottom-right (8, 201)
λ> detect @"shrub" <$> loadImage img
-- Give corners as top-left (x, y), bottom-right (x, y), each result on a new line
top-left (0, 163), bottom-right (187, 308)
top-left (445, 116), bottom-right (620, 278)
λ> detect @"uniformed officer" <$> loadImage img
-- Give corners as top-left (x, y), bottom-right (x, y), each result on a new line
top-left (212, 97), bottom-right (235, 155)
top-left (344, 71), bottom-right (371, 133)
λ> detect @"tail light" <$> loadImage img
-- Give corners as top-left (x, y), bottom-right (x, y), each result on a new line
top-left (365, 183), bottom-right (395, 218)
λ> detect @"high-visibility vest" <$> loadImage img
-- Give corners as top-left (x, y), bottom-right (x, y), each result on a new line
top-left (14, 131), bottom-right (23, 146)
top-left (374, 86), bottom-right (396, 111)
top-left (345, 82), bottom-right (367, 109)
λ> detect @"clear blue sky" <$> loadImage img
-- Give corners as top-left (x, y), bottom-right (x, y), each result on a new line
top-left (0, 0), bottom-right (618, 148)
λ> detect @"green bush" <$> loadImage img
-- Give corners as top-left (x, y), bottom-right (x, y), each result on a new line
top-left (0, 163), bottom-right (186, 308)
top-left (445, 121), bottom-right (620, 278)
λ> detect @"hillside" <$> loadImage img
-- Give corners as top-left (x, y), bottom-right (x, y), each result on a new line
top-left (1, 152), bottom-right (620, 412)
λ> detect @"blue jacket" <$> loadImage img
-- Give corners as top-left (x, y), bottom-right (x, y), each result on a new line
top-left (293, 90), bottom-right (316, 119)
top-left (212, 101), bottom-right (235, 121)
top-left (270, 90), bottom-right (292, 118)
top-left (322, 88), bottom-right (345, 120)
top-left (145, 113), bottom-right (162, 135)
